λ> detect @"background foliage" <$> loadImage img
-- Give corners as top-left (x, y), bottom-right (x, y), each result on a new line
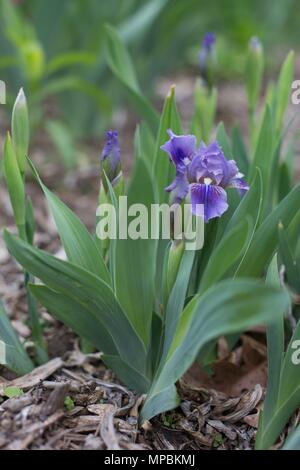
top-left (1, 0), bottom-right (300, 139)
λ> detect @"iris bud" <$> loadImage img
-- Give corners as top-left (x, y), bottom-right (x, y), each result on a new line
top-left (3, 133), bottom-right (26, 238)
top-left (12, 88), bottom-right (29, 175)
top-left (100, 130), bottom-right (123, 195)
top-left (166, 239), bottom-right (185, 297)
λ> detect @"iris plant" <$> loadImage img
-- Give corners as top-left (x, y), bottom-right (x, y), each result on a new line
top-left (2, 30), bottom-right (300, 451)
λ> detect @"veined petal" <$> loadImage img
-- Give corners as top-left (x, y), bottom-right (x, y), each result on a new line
top-left (199, 141), bottom-right (228, 185)
top-left (165, 170), bottom-right (189, 203)
top-left (221, 159), bottom-right (239, 185)
top-left (199, 142), bottom-right (247, 194)
top-left (190, 183), bottom-right (228, 222)
top-left (161, 129), bottom-right (197, 170)
top-left (188, 153), bottom-right (208, 182)
top-left (227, 177), bottom-right (249, 195)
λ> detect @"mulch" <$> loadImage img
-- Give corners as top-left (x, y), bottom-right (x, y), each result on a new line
top-left (0, 350), bottom-right (266, 450)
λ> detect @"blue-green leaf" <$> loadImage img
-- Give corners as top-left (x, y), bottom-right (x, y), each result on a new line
top-left (28, 159), bottom-right (111, 285)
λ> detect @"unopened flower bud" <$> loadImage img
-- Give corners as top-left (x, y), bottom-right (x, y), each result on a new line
top-left (12, 88), bottom-right (29, 175)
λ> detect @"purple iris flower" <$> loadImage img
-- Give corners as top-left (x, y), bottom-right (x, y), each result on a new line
top-left (202, 32), bottom-right (216, 52)
top-left (101, 130), bottom-right (122, 186)
top-left (161, 129), bottom-right (249, 223)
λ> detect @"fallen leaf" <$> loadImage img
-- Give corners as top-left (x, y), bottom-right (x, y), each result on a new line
top-left (0, 357), bottom-right (63, 395)
top-left (184, 334), bottom-right (267, 397)
top-left (87, 403), bottom-right (115, 418)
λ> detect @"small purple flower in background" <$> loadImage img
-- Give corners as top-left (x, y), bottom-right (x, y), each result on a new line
top-left (199, 33), bottom-right (216, 87)
top-left (101, 130), bottom-right (120, 174)
top-left (199, 32), bottom-right (216, 89)
top-left (161, 129), bottom-right (249, 222)
top-left (101, 130), bottom-right (122, 186)
top-left (202, 32), bottom-right (216, 52)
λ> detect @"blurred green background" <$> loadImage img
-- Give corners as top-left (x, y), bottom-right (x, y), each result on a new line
top-left (0, 0), bottom-right (299, 167)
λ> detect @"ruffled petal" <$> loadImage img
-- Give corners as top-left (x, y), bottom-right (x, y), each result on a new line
top-left (198, 141), bottom-right (228, 185)
top-left (187, 153), bottom-right (208, 182)
top-left (221, 159), bottom-right (239, 186)
top-left (190, 183), bottom-right (228, 222)
top-left (227, 176), bottom-right (249, 195)
top-left (161, 129), bottom-right (197, 170)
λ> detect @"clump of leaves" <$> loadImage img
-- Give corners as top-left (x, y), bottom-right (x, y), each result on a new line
top-left (2, 33), bottom-right (300, 447)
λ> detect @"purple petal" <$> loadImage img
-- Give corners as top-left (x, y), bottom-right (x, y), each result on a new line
top-left (190, 183), bottom-right (228, 222)
top-left (199, 141), bottom-right (228, 185)
top-left (165, 170), bottom-right (189, 203)
top-left (198, 142), bottom-right (247, 192)
top-left (227, 177), bottom-right (249, 195)
top-left (101, 130), bottom-right (121, 174)
top-left (202, 32), bottom-right (216, 51)
top-left (221, 159), bottom-right (249, 195)
top-left (161, 129), bottom-right (197, 171)
top-left (188, 152), bottom-right (209, 182)
top-left (220, 159), bottom-right (240, 187)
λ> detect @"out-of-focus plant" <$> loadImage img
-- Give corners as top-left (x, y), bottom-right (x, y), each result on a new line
top-left (190, 32), bottom-right (217, 143)
top-left (1, 0), bottom-right (300, 146)
top-left (245, 36), bottom-right (264, 146)
top-left (0, 0), bottom-right (170, 145)
top-left (198, 32), bottom-right (216, 91)
top-left (0, 0), bottom-right (111, 166)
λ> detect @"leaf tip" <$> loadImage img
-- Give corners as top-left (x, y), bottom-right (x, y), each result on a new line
top-left (168, 84), bottom-right (176, 99)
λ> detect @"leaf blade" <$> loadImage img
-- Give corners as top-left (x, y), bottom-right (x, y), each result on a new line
top-left (28, 159), bottom-right (111, 285)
